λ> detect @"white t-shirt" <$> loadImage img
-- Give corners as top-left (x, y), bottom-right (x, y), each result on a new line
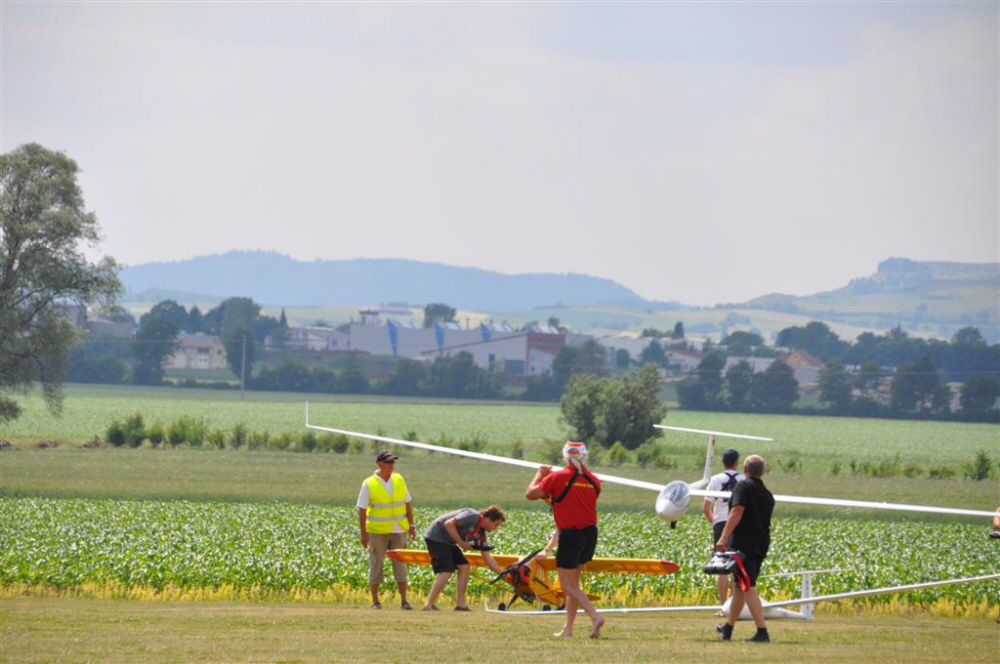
top-left (706, 470), bottom-right (745, 523)
top-left (357, 473), bottom-right (413, 534)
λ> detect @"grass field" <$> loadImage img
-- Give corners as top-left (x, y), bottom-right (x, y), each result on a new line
top-left (2, 385), bottom-right (998, 662)
top-left (3, 384), bottom-right (998, 467)
top-left (2, 597), bottom-right (997, 664)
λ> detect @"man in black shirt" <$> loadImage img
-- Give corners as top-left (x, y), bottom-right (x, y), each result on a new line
top-left (714, 454), bottom-right (775, 643)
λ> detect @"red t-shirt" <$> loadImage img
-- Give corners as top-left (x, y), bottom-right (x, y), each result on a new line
top-left (539, 466), bottom-right (601, 530)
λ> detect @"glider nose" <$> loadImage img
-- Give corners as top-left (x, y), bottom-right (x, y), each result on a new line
top-left (655, 480), bottom-right (691, 522)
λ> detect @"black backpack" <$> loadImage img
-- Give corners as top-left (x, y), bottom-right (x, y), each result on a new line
top-left (721, 471), bottom-right (740, 492)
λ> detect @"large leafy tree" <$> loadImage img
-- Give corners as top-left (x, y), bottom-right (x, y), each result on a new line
top-left (132, 317), bottom-right (178, 385)
top-left (223, 328), bottom-right (257, 382)
top-left (749, 360), bottom-right (799, 412)
top-left (776, 321), bottom-right (848, 362)
top-left (561, 364), bottom-right (666, 449)
top-left (422, 302), bottom-right (456, 328)
top-left (890, 355), bottom-right (949, 415)
top-left (0, 144), bottom-right (121, 421)
top-left (818, 360), bottom-right (853, 414)
top-left (141, 300), bottom-right (188, 332)
top-left (959, 375), bottom-right (1000, 419)
top-left (725, 359), bottom-right (754, 410)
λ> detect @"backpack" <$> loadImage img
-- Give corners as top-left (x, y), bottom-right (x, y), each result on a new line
top-left (721, 471), bottom-right (740, 492)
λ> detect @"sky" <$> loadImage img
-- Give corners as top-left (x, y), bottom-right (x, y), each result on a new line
top-left (3, 1), bottom-right (997, 306)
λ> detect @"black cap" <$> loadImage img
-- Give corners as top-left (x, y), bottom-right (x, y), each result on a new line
top-left (722, 448), bottom-right (739, 464)
top-left (376, 451), bottom-right (397, 463)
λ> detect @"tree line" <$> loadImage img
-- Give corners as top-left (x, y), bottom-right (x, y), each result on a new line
top-left (672, 322), bottom-right (999, 422)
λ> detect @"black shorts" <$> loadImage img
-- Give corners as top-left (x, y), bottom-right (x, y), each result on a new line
top-left (425, 538), bottom-right (468, 574)
top-left (556, 526), bottom-right (598, 570)
top-left (733, 552), bottom-right (764, 587)
top-left (712, 521), bottom-right (728, 551)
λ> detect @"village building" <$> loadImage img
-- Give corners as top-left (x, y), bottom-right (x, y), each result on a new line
top-left (283, 326), bottom-right (349, 352)
top-left (166, 333), bottom-right (228, 370)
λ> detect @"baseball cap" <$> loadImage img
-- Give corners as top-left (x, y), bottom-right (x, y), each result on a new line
top-left (722, 448), bottom-right (739, 464)
top-left (376, 451), bottom-right (398, 463)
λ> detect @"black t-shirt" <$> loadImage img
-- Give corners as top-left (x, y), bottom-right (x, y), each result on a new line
top-left (729, 477), bottom-right (775, 557)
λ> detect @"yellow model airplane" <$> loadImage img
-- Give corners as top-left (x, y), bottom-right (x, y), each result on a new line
top-left (388, 548), bottom-right (679, 611)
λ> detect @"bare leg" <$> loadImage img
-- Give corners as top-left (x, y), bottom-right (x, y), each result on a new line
top-left (742, 588), bottom-right (768, 629)
top-left (455, 565), bottom-right (471, 609)
top-left (369, 583), bottom-right (380, 606)
top-left (717, 574), bottom-right (729, 604)
top-left (423, 572), bottom-right (451, 609)
top-left (555, 567), bottom-right (603, 638)
top-left (727, 583), bottom-right (745, 627)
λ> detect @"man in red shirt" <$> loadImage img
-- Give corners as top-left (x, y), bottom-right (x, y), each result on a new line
top-left (526, 441), bottom-right (604, 638)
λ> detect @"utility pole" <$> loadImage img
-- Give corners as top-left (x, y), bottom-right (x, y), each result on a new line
top-left (240, 333), bottom-right (247, 401)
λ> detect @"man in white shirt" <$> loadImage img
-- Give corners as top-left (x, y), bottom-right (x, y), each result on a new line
top-left (702, 448), bottom-right (744, 608)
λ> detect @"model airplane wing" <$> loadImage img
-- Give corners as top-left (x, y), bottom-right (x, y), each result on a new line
top-left (580, 558), bottom-right (680, 575)
top-left (387, 549), bottom-right (523, 569)
top-left (388, 549), bottom-right (678, 576)
top-left (306, 412), bottom-right (995, 519)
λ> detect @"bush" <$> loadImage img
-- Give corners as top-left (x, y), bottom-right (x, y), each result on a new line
top-left (147, 421), bottom-right (165, 448)
top-left (331, 434), bottom-right (350, 454)
top-left (964, 449), bottom-right (992, 481)
top-left (539, 439), bottom-right (564, 465)
top-left (299, 431), bottom-right (318, 453)
top-left (248, 430), bottom-right (270, 451)
top-left (511, 440), bottom-right (525, 460)
top-left (927, 465), bottom-right (956, 480)
top-left (123, 413), bottom-right (146, 448)
top-left (230, 423), bottom-right (248, 450)
top-left (166, 419), bottom-right (186, 448)
top-left (459, 432), bottom-right (488, 453)
top-left (607, 442), bottom-right (631, 467)
top-left (106, 420), bottom-right (126, 447)
top-left (776, 453), bottom-right (802, 474)
top-left (268, 432), bottom-right (294, 451)
top-left (167, 415), bottom-right (208, 448)
top-left (635, 442), bottom-right (663, 469)
top-left (186, 417), bottom-right (208, 447)
top-left (207, 429), bottom-right (226, 450)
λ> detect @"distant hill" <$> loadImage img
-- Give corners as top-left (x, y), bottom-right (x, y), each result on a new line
top-left (120, 254), bottom-right (998, 342)
top-left (738, 258), bottom-right (999, 342)
top-left (119, 251), bottom-right (668, 311)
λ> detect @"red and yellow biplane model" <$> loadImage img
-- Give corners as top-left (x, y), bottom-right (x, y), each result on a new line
top-left (388, 548), bottom-right (679, 611)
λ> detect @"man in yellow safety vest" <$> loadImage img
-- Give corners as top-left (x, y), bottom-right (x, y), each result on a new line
top-left (357, 450), bottom-right (416, 609)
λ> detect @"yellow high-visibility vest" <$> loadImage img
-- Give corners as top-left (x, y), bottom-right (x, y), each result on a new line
top-left (364, 473), bottom-right (410, 534)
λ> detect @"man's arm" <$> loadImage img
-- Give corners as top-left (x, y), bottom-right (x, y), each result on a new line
top-left (405, 502), bottom-right (416, 541)
top-left (716, 505), bottom-right (744, 551)
top-left (443, 517), bottom-right (470, 550)
top-left (481, 551), bottom-right (503, 574)
top-left (526, 466), bottom-right (552, 500)
top-left (702, 499), bottom-right (715, 524)
top-left (358, 507), bottom-right (369, 548)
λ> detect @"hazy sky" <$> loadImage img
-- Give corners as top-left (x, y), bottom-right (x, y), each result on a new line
top-left (3, 1), bottom-right (997, 306)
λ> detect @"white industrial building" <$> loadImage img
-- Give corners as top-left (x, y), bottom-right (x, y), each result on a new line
top-left (423, 327), bottom-right (566, 375)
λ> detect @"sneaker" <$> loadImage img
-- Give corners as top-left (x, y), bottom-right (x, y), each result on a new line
top-left (990, 529), bottom-right (1000, 539)
top-left (745, 630), bottom-right (770, 643)
top-left (715, 623), bottom-right (733, 641)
